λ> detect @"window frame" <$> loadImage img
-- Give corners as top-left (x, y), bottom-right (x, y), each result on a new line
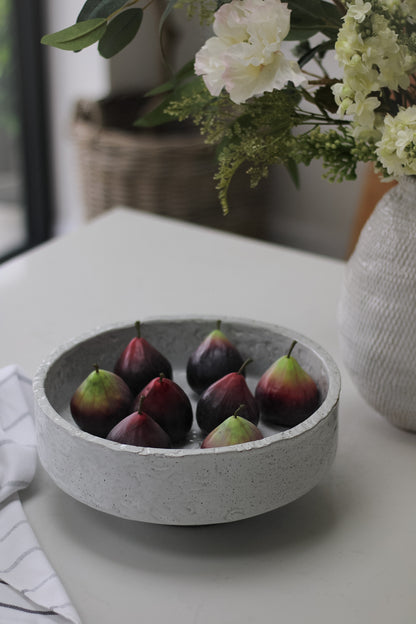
top-left (1, 0), bottom-right (52, 263)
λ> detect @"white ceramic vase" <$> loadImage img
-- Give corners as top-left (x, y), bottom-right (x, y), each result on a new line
top-left (338, 175), bottom-right (416, 432)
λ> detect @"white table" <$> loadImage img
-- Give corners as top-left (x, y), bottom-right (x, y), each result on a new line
top-left (1, 208), bottom-right (415, 623)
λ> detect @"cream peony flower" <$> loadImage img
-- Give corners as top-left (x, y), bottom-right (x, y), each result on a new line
top-left (376, 107), bottom-right (416, 176)
top-left (194, 0), bottom-right (305, 104)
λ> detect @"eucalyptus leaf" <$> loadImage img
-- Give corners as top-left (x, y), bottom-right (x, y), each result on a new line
top-left (288, 0), bottom-right (327, 20)
top-left (136, 77), bottom-right (205, 128)
top-left (285, 159), bottom-right (300, 188)
top-left (41, 19), bottom-right (107, 51)
top-left (77, 0), bottom-right (128, 21)
top-left (314, 84), bottom-right (338, 114)
top-left (286, 0), bottom-right (342, 41)
top-left (145, 60), bottom-right (196, 97)
top-left (158, 0), bottom-right (178, 66)
top-left (134, 98), bottom-right (175, 127)
top-left (98, 8), bottom-right (143, 58)
top-left (298, 39), bottom-right (334, 67)
top-left (318, 0), bottom-right (343, 24)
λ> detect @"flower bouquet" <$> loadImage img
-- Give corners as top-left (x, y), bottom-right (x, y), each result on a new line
top-left (42, 0), bottom-right (416, 211)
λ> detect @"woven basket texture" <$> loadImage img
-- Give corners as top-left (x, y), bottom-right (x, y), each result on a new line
top-left (72, 94), bottom-right (271, 239)
top-left (338, 175), bottom-right (416, 431)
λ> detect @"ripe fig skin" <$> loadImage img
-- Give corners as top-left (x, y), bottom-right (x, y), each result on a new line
top-left (201, 412), bottom-right (263, 449)
top-left (107, 409), bottom-right (172, 449)
top-left (196, 362), bottom-right (259, 434)
top-left (114, 322), bottom-right (172, 395)
top-left (133, 374), bottom-right (193, 442)
top-left (70, 367), bottom-right (133, 438)
top-left (186, 321), bottom-right (244, 395)
top-left (255, 347), bottom-right (319, 427)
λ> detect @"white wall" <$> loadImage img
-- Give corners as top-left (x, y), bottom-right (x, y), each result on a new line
top-left (44, 2), bottom-right (364, 259)
top-left (44, 1), bottom-right (109, 234)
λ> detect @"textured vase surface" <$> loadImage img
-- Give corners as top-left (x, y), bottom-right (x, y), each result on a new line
top-left (338, 175), bottom-right (416, 432)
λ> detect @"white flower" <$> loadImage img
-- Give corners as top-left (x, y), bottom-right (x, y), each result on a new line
top-left (376, 106), bottom-right (416, 177)
top-left (194, 0), bottom-right (305, 104)
top-left (347, 0), bottom-right (371, 23)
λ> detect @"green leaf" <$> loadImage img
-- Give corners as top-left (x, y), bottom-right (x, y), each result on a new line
top-left (41, 19), bottom-right (107, 51)
top-left (298, 39), bottom-right (334, 67)
top-left (314, 84), bottom-right (338, 114)
top-left (286, 0), bottom-right (342, 41)
top-left (318, 0), bottom-right (343, 24)
top-left (77, 0), bottom-right (127, 21)
top-left (98, 8), bottom-right (143, 58)
top-left (158, 0), bottom-right (178, 68)
top-left (145, 60), bottom-right (195, 97)
top-left (136, 77), bottom-right (205, 128)
top-left (134, 97), bottom-right (175, 127)
top-left (285, 158), bottom-right (300, 188)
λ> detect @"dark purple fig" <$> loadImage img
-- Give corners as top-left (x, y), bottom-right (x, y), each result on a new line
top-left (107, 397), bottom-right (172, 448)
top-left (186, 320), bottom-right (244, 395)
top-left (196, 359), bottom-right (258, 434)
top-left (255, 340), bottom-right (319, 427)
top-left (133, 373), bottom-right (193, 442)
top-left (70, 365), bottom-right (133, 438)
top-left (201, 405), bottom-right (263, 449)
top-left (114, 321), bottom-right (172, 395)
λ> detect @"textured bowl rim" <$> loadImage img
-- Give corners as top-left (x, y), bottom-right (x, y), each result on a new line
top-left (33, 315), bottom-right (341, 457)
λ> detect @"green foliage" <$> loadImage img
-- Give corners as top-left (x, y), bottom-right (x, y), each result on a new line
top-left (98, 8), bottom-right (143, 58)
top-left (139, 81), bottom-right (207, 127)
top-left (41, 18), bottom-right (107, 52)
top-left (41, 0), bottom-right (144, 58)
top-left (167, 87), bottom-right (308, 212)
top-left (77, 0), bottom-right (128, 21)
top-left (0, 0), bottom-right (18, 136)
top-left (297, 128), bottom-right (376, 183)
top-left (285, 0), bottom-right (342, 42)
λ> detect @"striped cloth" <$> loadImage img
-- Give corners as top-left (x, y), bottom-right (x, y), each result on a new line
top-left (0, 365), bottom-right (81, 623)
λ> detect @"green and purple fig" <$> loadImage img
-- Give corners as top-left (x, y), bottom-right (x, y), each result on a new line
top-left (70, 365), bottom-right (133, 438)
top-left (186, 320), bottom-right (244, 395)
top-left (255, 340), bottom-right (319, 427)
top-left (107, 397), bottom-right (172, 448)
top-left (133, 373), bottom-right (193, 442)
top-left (201, 405), bottom-right (263, 449)
top-left (196, 359), bottom-right (259, 434)
top-left (114, 321), bottom-right (172, 395)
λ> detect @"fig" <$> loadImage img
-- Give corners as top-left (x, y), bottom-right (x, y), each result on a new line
top-left (133, 373), bottom-right (193, 442)
top-left (255, 340), bottom-right (319, 427)
top-left (114, 321), bottom-right (172, 394)
top-left (107, 396), bottom-right (172, 448)
top-left (186, 320), bottom-right (244, 395)
top-left (201, 405), bottom-right (263, 448)
top-left (70, 365), bottom-right (133, 438)
top-left (196, 359), bottom-right (258, 434)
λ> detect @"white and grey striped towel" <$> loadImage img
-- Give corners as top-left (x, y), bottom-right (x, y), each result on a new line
top-left (0, 365), bottom-right (81, 623)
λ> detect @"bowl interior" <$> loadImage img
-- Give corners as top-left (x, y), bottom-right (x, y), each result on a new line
top-left (43, 318), bottom-right (332, 449)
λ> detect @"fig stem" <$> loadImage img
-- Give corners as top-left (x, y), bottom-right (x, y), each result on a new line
top-left (93, 363), bottom-right (100, 373)
top-left (287, 340), bottom-right (297, 358)
top-left (137, 395), bottom-right (144, 413)
top-left (135, 320), bottom-right (141, 338)
top-left (233, 404), bottom-right (245, 418)
top-left (159, 372), bottom-right (165, 383)
top-left (216, 319), bottom-right (222, 331)
top-left (238, 358), bottom-right (253, 375)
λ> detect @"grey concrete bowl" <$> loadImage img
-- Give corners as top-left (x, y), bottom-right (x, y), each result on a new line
top-left (33, 317), bottom-right (340, 525)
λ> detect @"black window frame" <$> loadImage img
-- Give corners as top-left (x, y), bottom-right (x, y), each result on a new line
top-left (1, 0), bottom-right (52, 263)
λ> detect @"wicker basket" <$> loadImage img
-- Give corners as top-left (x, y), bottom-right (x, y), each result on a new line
top-left (72, 94), bottom-right (271, 239)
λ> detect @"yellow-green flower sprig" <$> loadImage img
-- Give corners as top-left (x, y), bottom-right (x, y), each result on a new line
top-left (298, 128), bottom-right (376, 182)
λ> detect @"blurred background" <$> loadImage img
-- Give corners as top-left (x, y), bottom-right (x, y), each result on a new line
top-left (0, 0), bottom-right (368, 264)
